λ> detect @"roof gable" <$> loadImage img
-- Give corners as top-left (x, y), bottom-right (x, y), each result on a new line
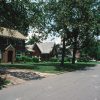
top-left (36, 42), bottom-right (55, 54)
top-left (25, 45), bottom-right (34, 52)
top-left (5, 44), bottom-right (15, 50)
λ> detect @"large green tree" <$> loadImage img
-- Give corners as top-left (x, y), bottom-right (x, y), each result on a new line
top-left (0, 0), bottom-right (45, 36)
top-left (43, 0), bottom-right (99, 65)
top-left (0, 0), bottom-right (46, 85)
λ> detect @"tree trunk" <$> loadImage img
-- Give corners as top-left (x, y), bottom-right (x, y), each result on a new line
top-left (72, 44), bottom-right (77, 64)
top-left (96, 28), bottom-right (99, 61)
top-left (61, 37), bottom-right (65, 67)
top-left (72, 29), bottom-right (78, 64)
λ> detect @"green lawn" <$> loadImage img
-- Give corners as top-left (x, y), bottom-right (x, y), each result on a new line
top-left (0, 62), bottom-right (97, 90)
top-left (78, 61), bottom-right (100, 64)
top-left (0, 62), bottom-right (97, 73)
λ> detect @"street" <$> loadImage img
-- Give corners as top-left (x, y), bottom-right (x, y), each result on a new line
top-left (0, 64), bottom-right (100, 100)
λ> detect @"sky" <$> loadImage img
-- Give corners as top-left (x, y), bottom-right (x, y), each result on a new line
top-left (27, 27), bottom-right (61, 44)
top-left (27, 28), bottom-right (100, 44)
top-left (43, 35), bottom-right (61, 44)
top-left (27, 32), bottom-right (61, 44)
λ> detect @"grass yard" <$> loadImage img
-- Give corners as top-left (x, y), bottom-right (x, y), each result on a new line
top-left (0, 62), bottom-right (97, 73)
top-left (0, 62), bottom-right (97, 89)
top-left (78, 61), bottom-right (100, 64)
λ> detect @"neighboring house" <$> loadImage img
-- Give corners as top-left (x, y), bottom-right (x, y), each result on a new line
top-left (69, 49), bottom-right (80, 59)
top-left (25, 45), bottom-right (34, 57)
top-left (0, 27), bottom-right (26, 63)
top-left (57, 45), bottom-right (71, 60)
top-left (57, 44), bottom-right (80, 60)
top-left (33, 42), bottom-right (57, 60)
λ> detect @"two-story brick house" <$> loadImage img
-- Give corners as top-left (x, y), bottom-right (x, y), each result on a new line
top-left (0, 27), bottom-right (26, 63)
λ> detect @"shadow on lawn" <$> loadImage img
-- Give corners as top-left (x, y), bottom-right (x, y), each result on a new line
top-left (0, 63), bottom-right (97, 90)
top-left (55, 63), bottom-right (96, 72)
top-left (32, 63), bottom-right (97, 73)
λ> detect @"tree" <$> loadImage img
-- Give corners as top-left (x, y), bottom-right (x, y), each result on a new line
top-left (43, 0), bottom-right (99, 65)
top-left (0, 0), bottom-right (46, 84)
top-left (81, 38), bottom-right (100, 60)
top-left (27, 34), bottom-right (40, 45)
top-left (0, 0), bottom-right (45, 36)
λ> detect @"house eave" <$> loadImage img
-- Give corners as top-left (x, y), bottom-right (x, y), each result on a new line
top-left (0, 35), bottom-right (26, 40)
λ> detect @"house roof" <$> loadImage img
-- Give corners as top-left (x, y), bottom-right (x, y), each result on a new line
top-left (36, 42), bottom-right (55, 54)
top-left (25, 45), bottom-right (34, 52)
top-left (0, 27), bottom-right (26, 40)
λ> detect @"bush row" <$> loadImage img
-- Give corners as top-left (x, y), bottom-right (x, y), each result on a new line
top-left (49, 57), bottom-right (72, 62)
top-left (16, 56), bottom-right (92, 63)
top-left (77, 56), bottom-right (91, 62)
top-left (49, 57), bottom-right (58, 62)
top-left (16, 56), bottom-right (39, 63)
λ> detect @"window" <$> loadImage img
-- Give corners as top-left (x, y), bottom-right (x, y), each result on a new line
top-left (17, 41), bottom-right (23, 46)
top-left (16, 51), bottom-right (22, 57)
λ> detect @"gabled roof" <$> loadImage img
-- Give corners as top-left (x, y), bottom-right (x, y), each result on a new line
top-left (25, 45), bottom-right (34, 52)
top-left (5, 44), bottom-right (14, 50)
top-left (36, 42), bottom-right (55, 54)
top-left (0, 27), bottom-right (26, 40)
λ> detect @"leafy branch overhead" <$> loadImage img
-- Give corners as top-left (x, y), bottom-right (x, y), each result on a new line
top-left (43, 0), bottom-right (100, 64)
top-left (0, 0), bottom-right (45, 36)
top-left (27, 34), bottom-right (41, 45)
top-left (0, 0), bottom-right (99, 65)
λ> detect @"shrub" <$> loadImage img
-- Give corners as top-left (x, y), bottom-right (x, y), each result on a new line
top-left (50, 57), bottom-right (58, 62)
top-left (64, 57), bottom-right (72, 62)
top-left (21, 56), bottom-right (27, 61)
top-left (0, 77), bottom-right (10, 89)
top-left (77, 56), bottom-right (90, 62)
top-left (32, 57), bottom-right (39, 63)
top-left (16, 56), bottom-right (22, 62)
top-left (16, 56), bottom-right (32, 62)
top-left (16, 56), bottom-right (39, 63)
top-left (64, 56), bottom-right (72, 62)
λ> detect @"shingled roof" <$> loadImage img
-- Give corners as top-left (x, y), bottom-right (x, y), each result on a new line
top-left (0, 27), bottom-right (26, 40)
top-left (36, 42), bottom-right (55, 54)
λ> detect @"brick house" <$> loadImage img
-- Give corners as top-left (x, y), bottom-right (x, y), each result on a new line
top-left (57, 44), bottom-right (80, 61)
top-left (0, 27), bottom-right (26, 63)
top-left (32, 42), bottom-right (57, 61)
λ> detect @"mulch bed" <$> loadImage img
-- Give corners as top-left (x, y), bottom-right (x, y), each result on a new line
top-left (9, 71), bottom-right (45, 80)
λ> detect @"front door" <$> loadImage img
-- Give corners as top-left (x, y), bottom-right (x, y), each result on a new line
top-left (8, 51), bottom-right (13, 62)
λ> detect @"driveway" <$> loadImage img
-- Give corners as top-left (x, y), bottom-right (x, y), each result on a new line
top-left (0, 64), bottom-right (100, 100)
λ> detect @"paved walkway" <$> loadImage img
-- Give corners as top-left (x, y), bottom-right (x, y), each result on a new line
top-left (0, 64), bottom-right (100, 100)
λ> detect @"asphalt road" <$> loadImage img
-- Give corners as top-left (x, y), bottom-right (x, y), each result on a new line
top-left (0, 64), bottom-right (100, 100)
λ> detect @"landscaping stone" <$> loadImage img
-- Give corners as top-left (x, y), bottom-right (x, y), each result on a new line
top-left (8, 71), bottom-right (45, 80)
top-left (9, 71), bottom-right (44, 81)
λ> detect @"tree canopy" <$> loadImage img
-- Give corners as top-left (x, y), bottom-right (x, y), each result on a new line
top-left (0, 0), bottom-right (45, 36)
top-left (0, 0), bottom-right (99, 65)
top-left (27, 34), bottom-right (41, 45)
top-left (43, 0), bottom-right (100, 65)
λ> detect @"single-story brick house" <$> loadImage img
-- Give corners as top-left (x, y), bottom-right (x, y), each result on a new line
top-left (0, 27), bottom-right (26, 63)
top-left (32, 42), bottom-right (57, 61)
